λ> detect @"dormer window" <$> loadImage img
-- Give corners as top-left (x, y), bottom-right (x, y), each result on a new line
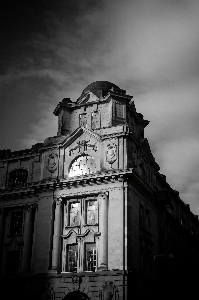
top-left (79, 113), bottom-right (87, 127)
top-left (69, 155), bottom-right (96, 177)
top-left (112, 100), bottom-right (126, 126)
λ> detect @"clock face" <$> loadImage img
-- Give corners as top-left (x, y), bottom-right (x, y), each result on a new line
top-left (69, 155), bottom-right (96, 177)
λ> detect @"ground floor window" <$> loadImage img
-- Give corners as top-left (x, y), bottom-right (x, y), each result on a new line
top-left (68, 244), bottom-right (78, 272)
top-left (85, 243), bottom-right (96, 272)
top-left (62, 241), bottom-right (97, 273)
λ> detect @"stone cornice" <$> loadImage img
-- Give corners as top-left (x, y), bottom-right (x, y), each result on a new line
top-left (0, 168), bottom-right (155, 199)
top-left (0, 189), bottom-right (36, 200)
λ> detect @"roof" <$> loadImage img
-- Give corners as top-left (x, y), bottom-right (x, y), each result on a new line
top-left (76, 81), bottom-right (121, 103)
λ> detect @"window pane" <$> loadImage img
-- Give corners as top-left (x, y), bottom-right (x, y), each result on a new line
top-left (69, 202), bottom-right (80, 226)
top-left (85, 244), bottom-right (96, 272)
top-left (8, 169), bottom-right (28, 189)
top-left (86, 200), bottom-right (97, 225)
top-left (68, 244), bottom-right (78, 272)
top-left (9, 211), bottom-right (23, 235)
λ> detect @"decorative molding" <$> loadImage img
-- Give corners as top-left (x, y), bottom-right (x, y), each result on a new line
top-left (99, 282), bottom-right (119, 300)
top-left (72, 275), bottom-right (82, 291)
top-left (106, 144), bottom-right (117, 164)
top-left (46, 153), bottom-right (58, 173)
top-left (69, 139), bottom-right (97, 156)
top-left (4, 236), bottom-right (24, 247)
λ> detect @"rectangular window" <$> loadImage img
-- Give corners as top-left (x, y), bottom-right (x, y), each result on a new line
top-left (69, 202), bottom-right (80, 226)
top-left (86, 200), bottom-right (98, 225)
top-left (62, 197), bottom-right (99, 273)
top-left (67, 244), bottom-right (78, 272)
top-left (9, 211), bottom-right (23, 235)
top-left (85, 243), bottom-right (96, 272)
top-left (5, 250), bottom-right (20, 276)
top-left (79, 113), bottom-right (87, 127)
top-left (91, 111), bottom-right (101, 129)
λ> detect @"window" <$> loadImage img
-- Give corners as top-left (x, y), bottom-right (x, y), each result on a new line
top-left (8, 168), bottom-right (28, 189)
top-left (68, 244), bottom-right (78, 272)
top-left (79, 113), bottom-right (87, 127)
top-left (62, 197), bottom-right (98, 273)
top-left (69, 155), bottom-right (96, 177)
top-left (9, 211), bottom-right (23, 235)
top-left (112, 100), bottom-right (126, 125)
top-left (69, 202), bottom-right (80, 226)
top-left (85, 243), bottom-right (96, 272)
top-left (86, 200), bottom-right (98, 225)
top-left (5, 250), bottom-right (20, 276)
top-left (91, 111), bottom-right (100, 129)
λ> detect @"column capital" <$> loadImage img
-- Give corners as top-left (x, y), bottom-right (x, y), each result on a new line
top-left (53, 197), bottom-right (62, 203)
top-left (97, 192), bottom-right (109, 200)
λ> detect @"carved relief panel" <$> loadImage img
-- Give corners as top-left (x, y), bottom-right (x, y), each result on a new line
top-left (42, 149), bottom-right (59, 179)
top-left (106, 144), bottom-right (117, 165)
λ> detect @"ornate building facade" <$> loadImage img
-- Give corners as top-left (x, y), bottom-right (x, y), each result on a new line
top-left (0, 81), bottom-right (198, 300)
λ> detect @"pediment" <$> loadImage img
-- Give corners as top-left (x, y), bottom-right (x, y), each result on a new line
top-left (76, 91), bottom-right (99, 105)
top-left (61, 126), bottom-right (101, 154)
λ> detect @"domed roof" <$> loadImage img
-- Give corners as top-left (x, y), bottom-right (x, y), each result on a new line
top-left (77, 81), bottom-right (120, 102)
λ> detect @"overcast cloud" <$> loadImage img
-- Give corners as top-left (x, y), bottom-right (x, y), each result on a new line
top-left (1, 0), bottom-right (199, 215)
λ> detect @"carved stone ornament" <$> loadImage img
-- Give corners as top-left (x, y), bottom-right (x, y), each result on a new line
top-left (72, 275), bottom-right (82, 291)
top-left (106, 144), bottom-right (117, 164)
top-left (46, 153), bottom-right (58, 173)
top-left (99, 282), bottom-right (119, 300)
top-left (69, 140), bottom-right (97, 156)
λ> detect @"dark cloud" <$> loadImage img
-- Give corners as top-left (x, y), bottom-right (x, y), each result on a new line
top-left (1, 0), bottom-right (199, 215)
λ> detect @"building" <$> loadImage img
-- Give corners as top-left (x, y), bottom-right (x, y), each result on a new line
top-left (0, 81), bottom-right (198, 300)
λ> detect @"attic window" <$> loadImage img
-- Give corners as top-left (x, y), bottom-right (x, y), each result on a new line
top-left (79, 113), bottom-right (87, 127)
top-left (8, 168), bottom-right (28, 189)
top-left (69, 155), bottom-right (96, 177)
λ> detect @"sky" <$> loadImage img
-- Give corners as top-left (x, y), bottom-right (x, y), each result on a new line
top-left (1, 0), bottom-right (199, 215)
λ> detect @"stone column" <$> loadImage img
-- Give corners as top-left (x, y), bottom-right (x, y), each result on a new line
top-left (52, 198), bottom-right (62, 271)
top-left (21, 204), bottom-right (35, 273)
top-left (98, 193), bottom-right (108, 271)
top-left (0, 208), bottom-right (5, 270)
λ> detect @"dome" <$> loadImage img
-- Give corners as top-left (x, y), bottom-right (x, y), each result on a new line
top-left (77, 81), bottom-right (120, 102)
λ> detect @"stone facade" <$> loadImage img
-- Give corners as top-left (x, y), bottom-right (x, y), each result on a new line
top-left (0, 81), bottom-right (198, 300)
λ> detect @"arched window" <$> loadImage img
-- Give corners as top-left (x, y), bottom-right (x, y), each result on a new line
top-left (69, 155), bottom-right (96, 177)
top-left (8, 168), bottom-right (28, 189)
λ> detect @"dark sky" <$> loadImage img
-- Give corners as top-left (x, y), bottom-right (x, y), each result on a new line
top-left (1, 0), bottom-right (199, 215)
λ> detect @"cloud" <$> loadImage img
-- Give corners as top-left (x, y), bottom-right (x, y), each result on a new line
top-left (1, 0), bottom-right (199, 215)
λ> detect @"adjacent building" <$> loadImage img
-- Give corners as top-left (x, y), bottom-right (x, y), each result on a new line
top-left (0, 81), bottom-right (198, 300)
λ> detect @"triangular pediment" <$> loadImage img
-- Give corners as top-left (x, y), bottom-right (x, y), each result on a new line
top-left (61, 126), bottom-right (101, 150)
top-left (76, 91), bottom-right (99, 105)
